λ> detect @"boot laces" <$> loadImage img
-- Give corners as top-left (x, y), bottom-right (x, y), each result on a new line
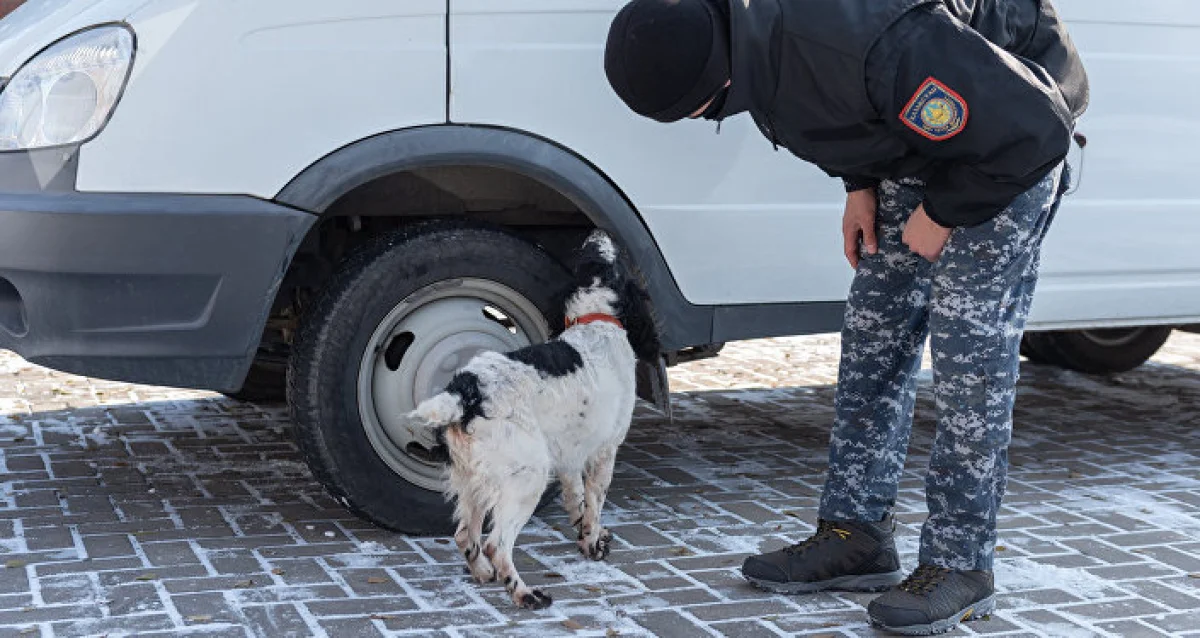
top-left (899, 564), bottom-right (951, 595)
top-left (783, 520), bottom-right (853, 555)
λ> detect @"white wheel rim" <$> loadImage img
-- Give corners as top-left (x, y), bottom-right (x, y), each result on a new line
top-left (355, 279), bottom-right (548, 491)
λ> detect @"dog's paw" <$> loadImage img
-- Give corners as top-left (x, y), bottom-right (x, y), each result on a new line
top-left (467, 562), bottom-right (497, 584)
top-left (517, 589), bottom-right (553, 610)
top-left (580, 528), bottom-right (613, 561)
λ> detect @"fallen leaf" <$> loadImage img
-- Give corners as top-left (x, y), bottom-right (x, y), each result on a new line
top-left (606, 630), bottom-right (620, 637)
top-left (562, 619), bottom-right (584, 630)
top-left (366, 576), bottom-right (388, 584)
top-left (271, 568), bottom-right (285, 575)
top-left (584, 585), bottom-right (603, 593)
top-left (186, 615), bottom-right (212, 623)
top-left (1188, 573), bottom-right (1200, 579)
top-left (995, 545), bottom-right (1007, 552)
top-left (671, 547), bottom-right (694, 557)
top-left (13, 436), bottom-right (25, 443)
top-left (22, 606), bottom-right (34, 612)
top-left (233, 579), bottom-right (255, 589)
top-left (5, 560), bottom-right (26, 569)
top-left (544, 572), bottom-right (564, 579)
top-left (435, 538), bottom-right (451, 545)
top-left (134, 573), bottom-right (158, 581)
top-left (19, 628), bottom-right (36, 635)
top-left (369, 613), bottom-right (398, 621)
top-left (784, 511), bottom-right (801, 519)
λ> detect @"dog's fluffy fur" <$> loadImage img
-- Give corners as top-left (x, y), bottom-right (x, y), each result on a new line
top-left (405, 230), bottom-right (659, 609)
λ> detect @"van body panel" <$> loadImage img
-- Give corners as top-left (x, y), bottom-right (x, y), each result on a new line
top-left (73, 0), bottom-right (447, 197)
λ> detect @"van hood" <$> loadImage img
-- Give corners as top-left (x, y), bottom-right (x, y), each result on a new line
top-left (0, 0), bottom-right (151, 76)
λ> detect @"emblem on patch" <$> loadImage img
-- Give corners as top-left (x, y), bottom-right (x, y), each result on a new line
top-left (900, 77), bottom-right (968, 141)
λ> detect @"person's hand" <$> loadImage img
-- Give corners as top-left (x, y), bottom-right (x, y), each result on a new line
top-left (903, 204), bottom-right (952, 262)
top-left (842, 188), bottom-right (878, 269)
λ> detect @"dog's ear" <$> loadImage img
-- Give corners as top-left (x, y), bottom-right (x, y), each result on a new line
top-left (620, 278), bottom-right (662, 363)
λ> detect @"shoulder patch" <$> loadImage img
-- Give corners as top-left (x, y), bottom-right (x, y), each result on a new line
top-left (900, 77), bottom-right (968, 141)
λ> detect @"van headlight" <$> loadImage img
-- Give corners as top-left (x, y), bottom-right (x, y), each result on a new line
top-left (0, 25), bottom-right (135, 152)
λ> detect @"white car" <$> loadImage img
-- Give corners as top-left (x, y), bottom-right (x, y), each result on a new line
top-left (0, 0), bottom-right (1195, 533)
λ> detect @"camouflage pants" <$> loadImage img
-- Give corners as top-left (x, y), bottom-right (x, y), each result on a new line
top-left (818, 164), bottom-right (1067, 571)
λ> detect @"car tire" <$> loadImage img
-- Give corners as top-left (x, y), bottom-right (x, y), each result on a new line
top-left (1020, 326), bottom-right (1173, 375)
top-left (287, 221), bottom-right (571, 534)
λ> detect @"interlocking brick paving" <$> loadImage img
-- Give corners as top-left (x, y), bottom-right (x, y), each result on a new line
top-left (0, 332), bottom-right (1198, 637)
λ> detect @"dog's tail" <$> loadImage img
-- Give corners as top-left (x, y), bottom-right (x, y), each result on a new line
top-left (407, 391), bottom-right (465, 429)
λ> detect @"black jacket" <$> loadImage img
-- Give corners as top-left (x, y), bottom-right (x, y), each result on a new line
top-left (712, 0), bottom-right (1089, 228)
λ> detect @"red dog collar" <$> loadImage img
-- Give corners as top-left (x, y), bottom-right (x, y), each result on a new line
top-left (565, 313), bottom-right (624, 330)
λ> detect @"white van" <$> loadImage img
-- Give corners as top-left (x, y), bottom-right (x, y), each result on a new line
top-left (0, 0), bottom-right (1195, 533)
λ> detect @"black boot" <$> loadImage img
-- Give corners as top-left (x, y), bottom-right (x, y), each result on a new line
top-left (868, 564), bottom-right (996, 636)
top-left (741, 514), bottom-right (903, 594)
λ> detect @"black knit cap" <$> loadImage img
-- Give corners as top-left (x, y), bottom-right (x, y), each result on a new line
top-left (605, 0), bottom-right (731, 123)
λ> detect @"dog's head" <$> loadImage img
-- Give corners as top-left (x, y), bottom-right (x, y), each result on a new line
top-left (561, 230), bottom-right (661, 362)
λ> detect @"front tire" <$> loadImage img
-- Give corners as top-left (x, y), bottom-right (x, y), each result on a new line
top-left (288, 222), bottom-right (571, 534)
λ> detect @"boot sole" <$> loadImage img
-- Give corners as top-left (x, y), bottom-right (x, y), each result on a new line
top-left (744, 569), bottom-right (904, 594)
top-left (869, 594), bottom-right (997, 636)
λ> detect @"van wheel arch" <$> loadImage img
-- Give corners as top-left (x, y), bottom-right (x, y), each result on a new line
top-left (274, 124), bottom-right (710, 352)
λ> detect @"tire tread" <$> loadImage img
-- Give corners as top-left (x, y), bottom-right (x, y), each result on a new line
top-left (286, 221), bottom-right (570, 533)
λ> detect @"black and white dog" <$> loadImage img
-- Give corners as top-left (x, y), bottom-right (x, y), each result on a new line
top-left (406, 230), bottom-right (659, 610)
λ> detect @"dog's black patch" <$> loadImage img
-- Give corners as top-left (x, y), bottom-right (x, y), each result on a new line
top-left (504, 340), bottom-right (583, 378)
top-left (446, 371), bottom-right (486, 428)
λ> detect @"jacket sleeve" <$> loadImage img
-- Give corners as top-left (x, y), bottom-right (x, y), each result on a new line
top-left (817, 165), bottom-right (880, 193)
top-left (869, 5), bottom-right (1075, 228)
top-left (841, 176), bottom-right (880, 193)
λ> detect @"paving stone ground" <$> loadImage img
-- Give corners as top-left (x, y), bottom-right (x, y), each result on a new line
top-left (0, 332), bottom-right (1198, 637)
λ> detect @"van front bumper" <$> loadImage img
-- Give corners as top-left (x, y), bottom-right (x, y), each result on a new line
top-left (0, 188), bottom-right (315, 392)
